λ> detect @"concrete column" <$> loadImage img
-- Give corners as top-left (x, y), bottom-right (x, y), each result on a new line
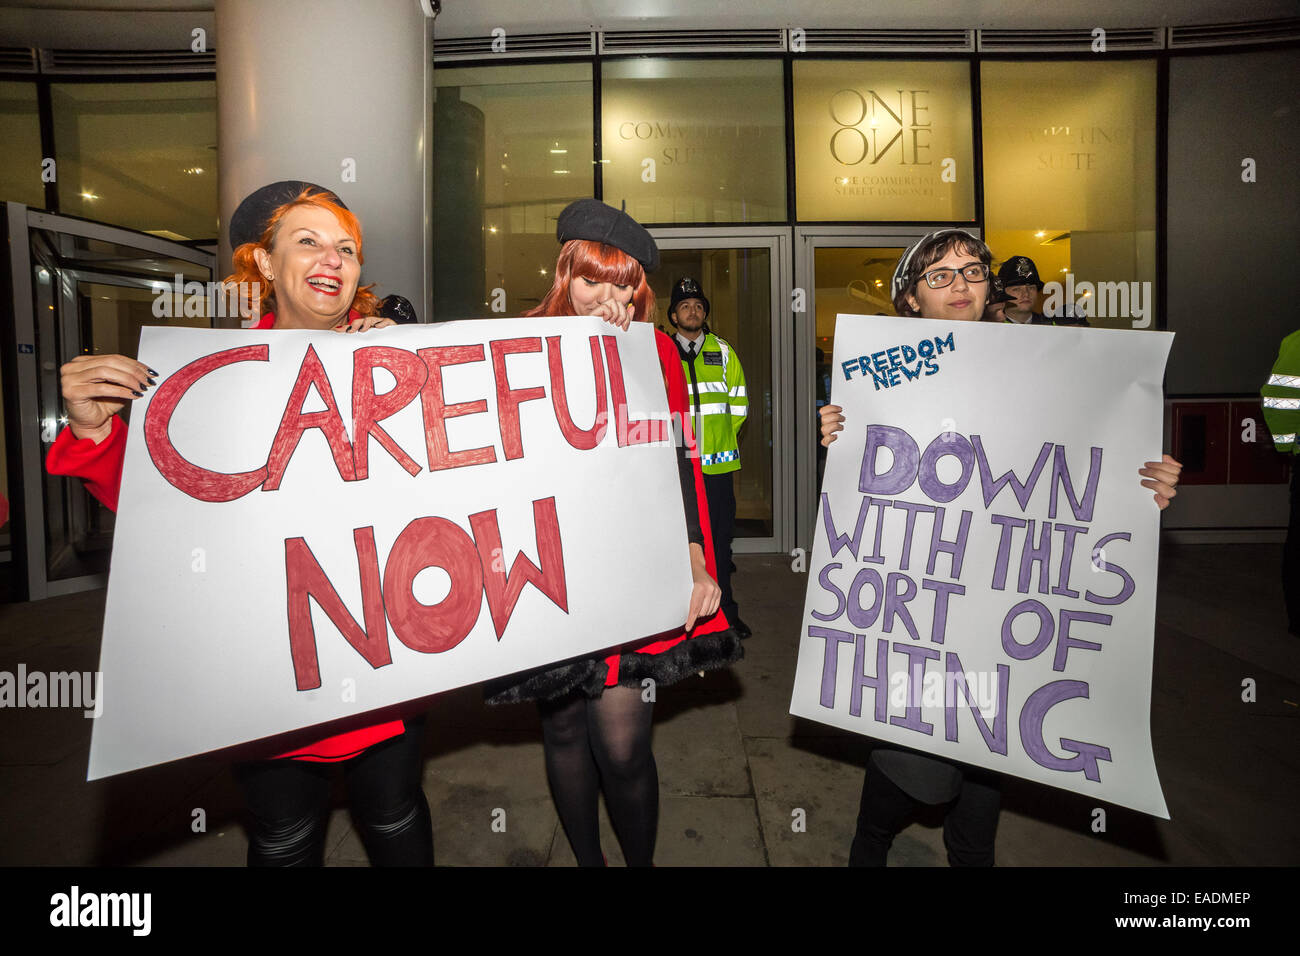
top-left (215, 0), bottom-right (432, 323)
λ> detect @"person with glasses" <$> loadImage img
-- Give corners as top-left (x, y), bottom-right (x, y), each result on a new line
top-left (818, 229), bottom-right (1181, 865)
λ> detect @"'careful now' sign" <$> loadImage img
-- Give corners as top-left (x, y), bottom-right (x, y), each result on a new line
top-left (89, 318), bottom-right (692, 779)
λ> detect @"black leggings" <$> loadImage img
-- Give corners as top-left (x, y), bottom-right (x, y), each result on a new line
top-left (849, 756), bottom-right (1001, 867)
top-left (703, 471), bottom-right (738, 622)
top-left (538, 685), bottom-right (657, 866)
top-left (235, 715), bottom-right (433, 867)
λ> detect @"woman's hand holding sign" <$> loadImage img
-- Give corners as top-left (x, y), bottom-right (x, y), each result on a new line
top-left (60, 312), bottom-right (400, 445)
top-left (589, 298), bottom-right (635, 331)
top-left (1140, 455), bottom-right (1182, 510)
top-left (820, 403), bottom-right (845, 447)
top-left (60, 353), bottom-right (156, 444)
top-left (334, 314), bottom-right (396, 333)
top-left (684, 542), bottom-right (722, 631)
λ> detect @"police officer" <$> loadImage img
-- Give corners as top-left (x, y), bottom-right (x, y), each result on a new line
top-left (1262, 331), bottom-right (1300, 637)
top-left (998, 254), bottom-right (1089, 327)
top-left (669, 276), bottom-right (751, 639)
top-left (983, 276), bottom-right (1012, 323)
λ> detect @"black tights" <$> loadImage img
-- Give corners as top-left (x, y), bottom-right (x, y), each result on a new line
top-left (849, 756), bottom-right (1001, 867)
top-left (538, 685), bottom-right (657, 866)
top-left (235, 715), bottom-right (433, 867)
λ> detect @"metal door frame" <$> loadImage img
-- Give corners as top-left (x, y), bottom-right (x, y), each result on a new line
top-left (793, 225), bottom-right (982, 550)
top-left (649, 225), bottom-right (794, 554)
top-left (7, 203), bottom-right (214, 600)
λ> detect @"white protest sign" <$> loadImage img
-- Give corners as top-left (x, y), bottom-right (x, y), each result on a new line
top-left (790, 315), bottom-right (1173, 818)
top-left (90, 318), bottom-right (692, 779)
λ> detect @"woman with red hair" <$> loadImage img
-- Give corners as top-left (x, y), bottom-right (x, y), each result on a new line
top-left (486, 200), bottom-right (743, 866)
top-left (47, 182), bottom-right (433, 866)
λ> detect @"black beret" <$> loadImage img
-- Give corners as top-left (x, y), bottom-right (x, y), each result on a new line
top-left (556, 199), bottom-right (659, 272)
top-left (229, 180), bottom-right (348, 250)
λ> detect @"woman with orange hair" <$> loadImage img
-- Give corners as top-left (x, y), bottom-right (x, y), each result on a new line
top-left (486, 200), bottom-right (743, 866)
top-left (47, 182), bottom-right (433, 866)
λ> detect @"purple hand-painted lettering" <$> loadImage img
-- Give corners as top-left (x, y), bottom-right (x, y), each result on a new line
top-left (811, 562), bottom-right (847, 622)
top-left (1019, 680), bottom-right (1112, 781)
top-left (889, 642), bottom-right (939, 735)
top-left (1001, 599), bottom-right (1054, 661)
top-left (860, 425), bottom-right (919, 497)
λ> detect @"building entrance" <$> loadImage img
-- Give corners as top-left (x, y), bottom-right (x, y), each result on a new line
top-left (794, 227), bottom-right (980, 549)
top-left (649, 227), bottom-right (794, 553)
top-left (2, 204), bottom-right (214, 600)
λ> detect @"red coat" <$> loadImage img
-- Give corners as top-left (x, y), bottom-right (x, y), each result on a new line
top-left (482, 325), bottom-right (740, 706)
top-left (45, 312), bottom-right (402, 763)
top-left (601, 329), bottom-right (732, 682)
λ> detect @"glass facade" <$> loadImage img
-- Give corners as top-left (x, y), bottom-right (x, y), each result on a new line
top-left (981, 60), bottom-right (1157, 330)
top-left (602, 59), bottom-right (786, 224)
top-left (0, 58), bottom-right (1171, 330)
top-left (50, 81), bottom-right (217, 241)
top-left (0, 81), bottom-right (45, 207)
top-left (433, 63), bottom-right (595, 320)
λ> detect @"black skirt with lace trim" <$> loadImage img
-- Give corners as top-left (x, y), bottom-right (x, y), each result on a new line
top-left (483, 627), bottom-right (743, 705)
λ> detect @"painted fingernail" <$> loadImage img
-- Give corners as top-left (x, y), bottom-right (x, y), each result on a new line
top-left (131, 390), bottom-right (143, 397)
top-left (147, 377), bottom-right (157, 386)
top-left (146, 367), bottom-right (158, 376)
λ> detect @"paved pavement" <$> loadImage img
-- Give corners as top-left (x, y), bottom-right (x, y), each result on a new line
top-left (1, 545), bottom-right (1297, 866)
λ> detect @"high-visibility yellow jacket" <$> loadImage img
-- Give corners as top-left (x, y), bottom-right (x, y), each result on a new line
top-left (1262, 330), bottom-right (1300, 455)
top-left (674, 331), bottom-right (747, 475)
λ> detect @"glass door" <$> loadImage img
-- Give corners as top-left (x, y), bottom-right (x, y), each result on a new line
top-left (794, 227), bottom-right (981, 550)
top-left (649, 227), bottom-right (793, 553)
top-left (5, 204), bottom-right (215, 600)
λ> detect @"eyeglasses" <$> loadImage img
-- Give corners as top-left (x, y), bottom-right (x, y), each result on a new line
top-left (919, 263), bottom-right (990, 289)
